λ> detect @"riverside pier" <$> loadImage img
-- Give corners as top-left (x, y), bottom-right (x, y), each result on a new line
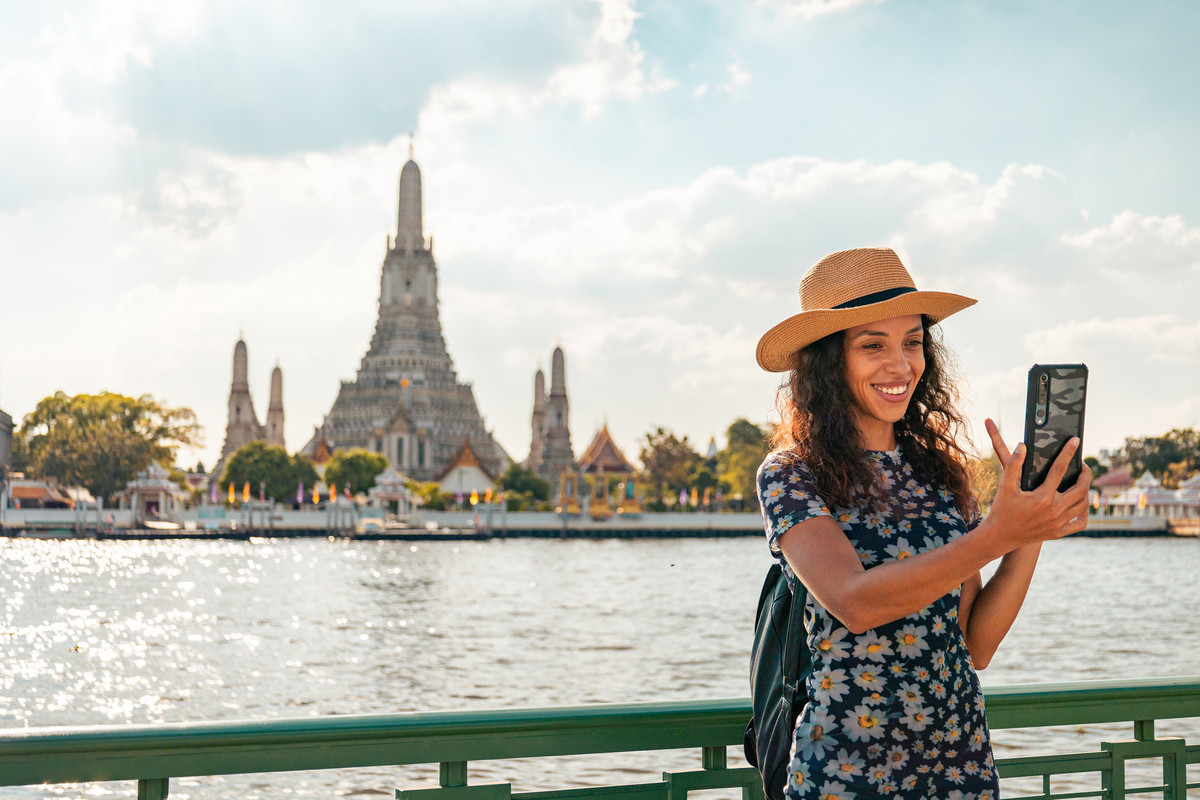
top-left (1, 505), bottom-right (1194, 540)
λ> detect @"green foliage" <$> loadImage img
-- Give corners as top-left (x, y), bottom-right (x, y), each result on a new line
top-left (17, 391), bottom-right (201, 503)
top-left (10, 434), bottom-right (31, 474)
top-left (972, 453), bottom-right (1003, 509)
top-left (498, 462), bottom-right (550, 501)
top-left (689, 466), bottom-right (719, 491)
top-left (504, 491), bottom-right (533, 511)
top-left (716, 418), bottom-right (771, 507)
top-left (410, 481), bottom-right (446, 511)
top-left (220, 442), bottom-right (317, 503)
top-left (324, 448), bottom-right (390, 495)
top-left (1123, 428), bottom-right (1200, 487)
top-left (637, 427), bottom-right (702, 503)
top-left (1083, 456), bottom-right (1108, 480)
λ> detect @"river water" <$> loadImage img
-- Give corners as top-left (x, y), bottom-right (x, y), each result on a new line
top-left (2, 536), bottom-right (1198, 798)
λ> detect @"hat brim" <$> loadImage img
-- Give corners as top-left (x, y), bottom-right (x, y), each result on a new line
top-left (756, 290), bottom-right (977, 372)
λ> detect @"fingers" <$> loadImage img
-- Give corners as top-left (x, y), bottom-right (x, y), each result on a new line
top-left (1041, 437), bottom-right (1080, 494)
top-left (984, 418), bottom-right (1012, 466)
top-left (1000, 442), bottom-right (1026, 490)
top-left (1062, 462), bottom-right (1094, 503)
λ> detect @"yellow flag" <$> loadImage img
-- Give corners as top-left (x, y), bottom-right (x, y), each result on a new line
top-left (470, 489), bottom-right (479, 505)
top-left (329, 483), bottom-right (337, 502)
top-left (313, 484), bottom-right (319, 504)
top-left (242, 482), bottom-right (250, 502)
top-left (228, 482), bottom-right (234, 504)
top-left (690, 487), bottom-right (699, 506)
top-left (484, 488), bottom-right (493, 503)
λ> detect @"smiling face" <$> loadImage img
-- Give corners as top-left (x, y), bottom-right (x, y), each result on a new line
top-left (842, 314), bottom-right (925, 450)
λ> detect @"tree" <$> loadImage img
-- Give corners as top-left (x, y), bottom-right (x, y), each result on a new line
top-left (220, 442), bottom-right (317, 504)
top-left (17, 391), bottom-right (201, 504)
top-left (637, 427), bottom-right (702, 504)
top-left (716, 418), bottom-right (772, 508)
top-left (324, 448), bottom-right (389, 495)
top-left (498, 462), bottom-right (550, 501)
top-left (1123, 427), bottom-right (1200, 487)
top-left (410, 481), bottom-right (447, 511)
top-left (972, 453), bottom-right (1003, 510)
top-left (1083, 456), bottom-right (1108, 480)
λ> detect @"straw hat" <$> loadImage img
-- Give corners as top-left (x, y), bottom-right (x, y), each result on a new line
top-left (756, 248), bottom-right (976, 372)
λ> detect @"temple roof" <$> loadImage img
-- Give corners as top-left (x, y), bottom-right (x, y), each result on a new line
top-left (435, 438), bottom-right (496, 483)
top-left (577, 425), bottom-right (635, 474)
top-left (1134, 470), bottom-right (1162, 488)
top-left (1092, 463), bottom-right (1133, 489)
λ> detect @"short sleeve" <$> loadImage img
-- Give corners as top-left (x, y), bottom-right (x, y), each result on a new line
top-left (756, 451), bottom-right (833, 557)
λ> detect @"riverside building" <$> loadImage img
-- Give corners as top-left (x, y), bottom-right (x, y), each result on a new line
top-left (0, 407), bottom-right (12, 473)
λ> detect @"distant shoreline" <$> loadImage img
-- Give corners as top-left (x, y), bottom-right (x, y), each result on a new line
top-left (2, 522), bottom-right (1194, 541)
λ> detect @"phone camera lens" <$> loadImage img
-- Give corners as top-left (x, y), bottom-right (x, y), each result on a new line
top-left (1039, 373), bottom-right (1048, 384)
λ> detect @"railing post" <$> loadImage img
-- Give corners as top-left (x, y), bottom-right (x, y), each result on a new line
top-left (137, 778), bottom-right (169, 800)
top-left (1102, 738), bottom-right (1186, 800)
top-left (701, 746), bottom-right (726, 770)
top-left (440, 761), bottom-right (468, 788)
top-left (1133, 719), bottom-right (1154, 740)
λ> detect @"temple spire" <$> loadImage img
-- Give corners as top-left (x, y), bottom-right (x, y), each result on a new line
top-left (397, 147), bottom-right (423, 250)
top-left (266, 363), bottom-right (285, 449)
top-left (232, 338), bottom-right (249, 390)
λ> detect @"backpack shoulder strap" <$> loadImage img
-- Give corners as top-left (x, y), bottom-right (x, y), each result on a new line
top-left (781, 574), bottom-right (809, 706)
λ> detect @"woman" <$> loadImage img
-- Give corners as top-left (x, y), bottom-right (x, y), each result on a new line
top-left (755, 248), bottom-right (1091, 800)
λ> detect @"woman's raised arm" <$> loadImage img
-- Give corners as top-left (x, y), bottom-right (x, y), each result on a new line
top-left (957, 419), bottom-right (1090, 668)
top-left (776, 435), bottom-right (1090, 634)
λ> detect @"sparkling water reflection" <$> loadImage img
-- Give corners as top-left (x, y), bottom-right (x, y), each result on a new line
top-left (1, 537), bottom-right (1198, 798)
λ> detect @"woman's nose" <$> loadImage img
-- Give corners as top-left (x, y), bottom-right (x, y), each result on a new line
top-left (884, 346), bottom-right (911, 375)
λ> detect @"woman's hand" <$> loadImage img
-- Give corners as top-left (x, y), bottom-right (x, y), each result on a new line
top-left (956, 418), bottom-right (1089, 668)
top-left (981, 419), bottom-right (1093, 549)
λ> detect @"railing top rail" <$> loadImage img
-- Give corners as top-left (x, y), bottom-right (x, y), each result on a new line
top-left (984, 674), bottom-right (1200, 728)
top-left (2, 676), bottom-right (1198, 787)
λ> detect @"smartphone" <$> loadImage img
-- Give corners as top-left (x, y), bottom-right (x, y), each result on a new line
top-left (1021, 363), bottom-right (1088, 492)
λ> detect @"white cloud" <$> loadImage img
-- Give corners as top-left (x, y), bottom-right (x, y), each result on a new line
top-left (420, 0), bottom-right (676, 133)
top-left (722, 60), bottom-right (752, 91)
top-left (1024, 315), bottom-right (1200, 364)
top-left (1062, 210), bottom-right (1200, 250)
top-left (757, 0), bottom-right (887, 21)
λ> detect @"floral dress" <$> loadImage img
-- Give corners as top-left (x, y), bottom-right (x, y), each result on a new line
top-left (757, 448), bottom-right (999, 800)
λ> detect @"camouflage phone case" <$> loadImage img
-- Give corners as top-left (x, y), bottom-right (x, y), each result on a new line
top-left (1021, 364), bottom-right (1088, 492)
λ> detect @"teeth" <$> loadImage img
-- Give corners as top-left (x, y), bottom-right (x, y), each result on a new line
top-left (876, 385), bottom-right (907, 395)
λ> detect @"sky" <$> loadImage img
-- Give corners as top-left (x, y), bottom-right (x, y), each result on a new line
top-left (2, 0), bottom-right (1199, 472)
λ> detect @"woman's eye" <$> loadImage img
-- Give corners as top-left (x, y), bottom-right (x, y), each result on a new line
top-left (906, 339), bottom-right (923, 348)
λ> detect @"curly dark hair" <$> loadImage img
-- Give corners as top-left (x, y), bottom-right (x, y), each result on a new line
top-left (770, 316), bottom-right (979, 522)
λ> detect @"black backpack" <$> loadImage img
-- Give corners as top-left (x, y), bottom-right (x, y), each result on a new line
top-left (744, 561), bottom-right (812, 800)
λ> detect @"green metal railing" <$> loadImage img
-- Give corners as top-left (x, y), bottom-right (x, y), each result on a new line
top-left (1, 677), bottom-right (1198, 800)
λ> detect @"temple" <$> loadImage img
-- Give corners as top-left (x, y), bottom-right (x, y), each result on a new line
top-left (577, 425), bottom-right (639, 519)
top-left (524, 345), bottom-right (579, 504)
top-left (302, 155), bottom-right (508, 481)
top-left (266, 363), bottom-right (285, 449)
top-left (213, 338), bottom-right (284, 480)
top-left (524, 366), bottom-right (547, 473)
top-left (436, 439), bottom-right (497, 498)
